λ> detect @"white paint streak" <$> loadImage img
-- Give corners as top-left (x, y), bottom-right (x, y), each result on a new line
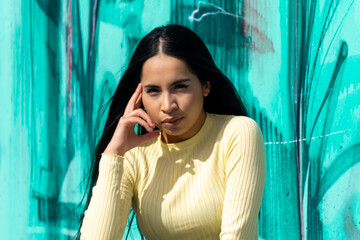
top-left (265, 129), bottom-right (353, 145)
top-left (188, 1), bottom-right (244, 22)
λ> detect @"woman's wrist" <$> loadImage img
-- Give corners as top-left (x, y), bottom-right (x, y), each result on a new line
top-left (103, 145), bottom-right (126, 157)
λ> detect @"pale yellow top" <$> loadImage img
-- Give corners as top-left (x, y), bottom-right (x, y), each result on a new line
top-left (80, 113), bottom-right (266, 240)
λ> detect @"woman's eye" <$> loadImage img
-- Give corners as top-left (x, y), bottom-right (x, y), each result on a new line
top-left (146, 89), bottom-right (159, 94)
top-left (174, 84), bottom-right (188, 89)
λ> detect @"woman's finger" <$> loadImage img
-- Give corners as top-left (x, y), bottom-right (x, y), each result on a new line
top-left (126, 108), bottom-right (155, 128)
top-left (124, 83), bottom-right (142, 115)
top-left (134, 87), bottom-right (143, 110)
top-left (123, 116), bottom-right (154, 133)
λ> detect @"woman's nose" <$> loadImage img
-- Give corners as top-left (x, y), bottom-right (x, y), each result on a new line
top-left (160, 93), bottom-right (177, 113)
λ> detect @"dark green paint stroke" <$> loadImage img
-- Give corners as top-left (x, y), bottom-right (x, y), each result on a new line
top-left (316, 143), bottom-right (360, 205)
top-left (71, 0), bottom-right (95, 146)
top-left (308, 41), bottom-right (348, 145)
top-left (36, 0), bottom-right (61, 26)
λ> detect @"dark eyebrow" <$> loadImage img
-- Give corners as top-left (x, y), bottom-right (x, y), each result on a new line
top-left (143, 84), bottom-right (160, 89)
top-left (143, 79), bottom-right (191, 89)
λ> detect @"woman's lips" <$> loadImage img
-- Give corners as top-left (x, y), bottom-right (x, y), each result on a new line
top-left (162, 117), bottom-right (183, 128)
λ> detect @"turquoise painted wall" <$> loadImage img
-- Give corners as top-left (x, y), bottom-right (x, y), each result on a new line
top-left (0, 0), bottom-right (359, 239)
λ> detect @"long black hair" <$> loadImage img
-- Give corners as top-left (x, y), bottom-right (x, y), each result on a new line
top-left (75, 24), bottom-right (248, 239)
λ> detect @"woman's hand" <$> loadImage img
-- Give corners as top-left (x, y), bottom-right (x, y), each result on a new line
top-left (104, 83), bottom-right (159, 156)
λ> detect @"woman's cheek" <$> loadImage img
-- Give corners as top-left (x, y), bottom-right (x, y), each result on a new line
top-left (142, 94), bottom-right (151, 110)
top-left (143, 98), bottom-right (158, 123)
top-left (181, 93), bottom-right (200, 111)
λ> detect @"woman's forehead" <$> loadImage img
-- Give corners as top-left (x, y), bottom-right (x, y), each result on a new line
top-left (141, 55), bottom-right (198, 85)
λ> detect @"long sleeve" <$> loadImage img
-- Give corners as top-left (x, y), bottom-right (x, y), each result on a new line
top-left (220, 117), bottom-right (266, 240)
top-left (80, 153), bottom-right (135, 240)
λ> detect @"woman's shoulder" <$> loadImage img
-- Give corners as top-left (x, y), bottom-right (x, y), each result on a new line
top-left (209, 113), bottom-right (259, 130)
top-left (208, 113), bottom-right (263, 141)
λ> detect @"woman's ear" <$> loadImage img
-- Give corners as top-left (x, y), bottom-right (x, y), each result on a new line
top-left (203, 81), bottom-right (211, 97)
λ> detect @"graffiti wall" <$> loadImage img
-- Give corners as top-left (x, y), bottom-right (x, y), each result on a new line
top-left (0, 0), bottom-right (359, 239)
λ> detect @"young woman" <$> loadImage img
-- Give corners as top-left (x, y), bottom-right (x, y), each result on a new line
top-left (77, 24), bottom-right (266, 240)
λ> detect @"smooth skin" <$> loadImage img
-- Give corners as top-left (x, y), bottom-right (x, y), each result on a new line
top-left (104, 54), bottom-right (210, 156)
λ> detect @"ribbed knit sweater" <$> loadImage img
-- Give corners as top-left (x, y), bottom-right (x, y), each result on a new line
top-left (80, 113), bottom-right (266, 240)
